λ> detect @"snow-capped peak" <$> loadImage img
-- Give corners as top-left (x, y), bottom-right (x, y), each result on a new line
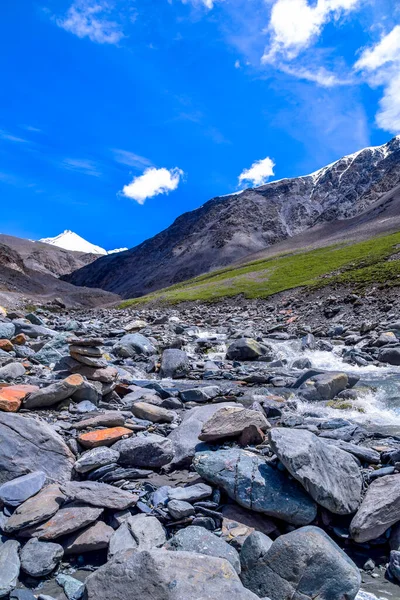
top-left (39, 230), bottom-right (127, 255)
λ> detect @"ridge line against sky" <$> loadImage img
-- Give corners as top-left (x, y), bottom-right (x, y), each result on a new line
top-left (0, 0), bottom-right (399, 249)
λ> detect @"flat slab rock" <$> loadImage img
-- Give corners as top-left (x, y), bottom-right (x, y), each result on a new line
top-left (269, 427), bottom-right (363, 515)
top-left (199, 406), bottom-right (270, 442)
top-left (350, 474), bottom-right (400, 543)
top-left (194, 448), bottom-right (317, 526)
top-left (3, 484), bottom-right (65, 534)
top-left (85, 549), bottom-right (261, 600)
top-left (63, 521), bottom-right (114, 555)
top-left (60, 481), bottom-right (138, 510)
top-left (0, 412), bottom-right (74, 485)
top-left (20, 503), bottom-right (103, 540)
top-left (78, 427), bottom-right (133, 449)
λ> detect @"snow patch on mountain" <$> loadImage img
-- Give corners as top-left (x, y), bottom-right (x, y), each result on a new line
top-left (39, 230), bottom-right (127, 255)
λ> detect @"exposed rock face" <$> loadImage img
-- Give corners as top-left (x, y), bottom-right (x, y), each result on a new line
top-left (65, 136), bottom-right (400, 298)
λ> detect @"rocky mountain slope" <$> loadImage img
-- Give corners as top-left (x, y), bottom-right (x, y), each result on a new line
top-left (0, 236), bottom-right (119, 309)
top-left (65, 136), bottom-right (400, 299)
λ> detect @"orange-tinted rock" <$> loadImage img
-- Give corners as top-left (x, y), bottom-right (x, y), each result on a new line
top-left (78, 427), bottom-right (133, 449)
top-left (0, 384), bottom-right (40, 412)
top-left (0, 339), bottom-right (14, 352)
top-left (11, 333), bottom-right (27, 345)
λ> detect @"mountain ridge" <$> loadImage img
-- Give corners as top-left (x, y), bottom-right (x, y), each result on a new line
top-left (40, 230), bottom-right (128, 256)
top-left (64, 135), bottom-right (400, 299)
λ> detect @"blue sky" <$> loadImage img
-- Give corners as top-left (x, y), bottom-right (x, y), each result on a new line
top-left (1, 0), bottom-right (400, 250)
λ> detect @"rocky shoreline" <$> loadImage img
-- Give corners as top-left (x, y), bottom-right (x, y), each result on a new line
top-left (1, 300), bottom-right (400, 600)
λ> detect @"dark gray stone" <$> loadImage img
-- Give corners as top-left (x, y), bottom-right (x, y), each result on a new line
top-left (114, 434), bottom-right (174, 469)
top-left (23, 375), bottom-right (85, 409)
top-left (108, 514), bottom-right (166, 559)
top-left (378, 348), bottom-right (400, 366)
top-left (194, 449), bottom-right (317, 526)
top-left (269, 428), bottom-right (362, 515)
top-left (240, 531), bottom-right (273, 576)
top-left (0, 323), bottom-right (15, 340)
top-left (73, 447), bottom-right (120, 474)
top-left (160, 349), bottom-right (189, 379)
top-left (226, 338), bottom-right (272, 361)
top-left (167, 499), bottom-right (195, 519)
top-left (179, 386), bottom-right (220, 403)
top-left (0, 540), bottom-right (20, 597)
top-left (21, 503), bottom-right (103, 540)
top-left (20, 538), bottom-right (63, 577)
top-left (113, 333), bottom-right (156, 358)
top-left (0, 362), bottom-right (25, 381)
top-left (199, 406), bottom-right (270, 442)
top-left (4, 484), bottom-right (65, 534)
top-left (168, 483), bottom-right (212, 503)
top-left (60, 481), bottom-right (137, 510)
top-left (63, 521), bottom-right (113, 555)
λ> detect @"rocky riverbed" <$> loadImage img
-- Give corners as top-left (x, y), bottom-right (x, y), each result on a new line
top-left (1, 299), bottom-right (400, 600)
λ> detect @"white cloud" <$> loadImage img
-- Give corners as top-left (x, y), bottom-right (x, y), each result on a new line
top-left (238, 156), bottom-right (275, 187)
top-left (57, 1), bottom-right (124, 44)
top-left (262, 0), bottom-right (361, 63)
top-left (355, 26), bottom-right (400, 134)
top-left (122, 167), bottom-right (184, 204)
top-left (0, 129), bottom-right (28, 143)
top-left (234, 59), bottom-right (241, 69)
top-left (278, 63), bottom-right (353, 87)
top-left (112, 149), bottom-right (153, 169)
top-left (62, 158), bottom-right (101, 176)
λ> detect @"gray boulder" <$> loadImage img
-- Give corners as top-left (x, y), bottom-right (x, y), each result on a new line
top-left (4, 484), bottom-right (65, 534)
top-left (0, 540), bottom-right (20, 597)
top-left (167, 500), bottom-right (194, 519)
top-left (0, 413), bottom-right (74, 485)
top-left (166, 526), bottom-right (241, 573)
top-left (378, 348), bottom-right (400, 366)
top-left (194, 449), bottom-right (317, 526)
top-left (350, 474), bottom-right (400, 542)
top-left (226, 338), bottom-right (272, 361)
top-left (13, 320), bottom-right (56, 339)
top-left (240, 526), bottom-right (360, 600)
top-left (180, 386), bottom-right (220, 403)
top-left (240, 531), bottom-right (273, 576)
top-left (0, 471), bottom-right (46, 507)
top-left (85, 549), bottom-right (261, 600)
top-left (167, 402), bottom-right (235, 469)
top-left (114, 434), bottom-right (174, 469)
top-left (73, 447), bottom-right (120, 474)
top-left (113, 333), bottom-right (156, 358)
top-left (159, 349), bottom-right (189, 378)
top-left (20, 538), bottom-right (63, 577)
top-left (0, 362), bottom-right (25, 381)
top-left (0, 323), bottom-right (15, 340)
top-left (269, 428), bottom-right (362, 514)
top-left (199, 406), bottom-right (270, 442)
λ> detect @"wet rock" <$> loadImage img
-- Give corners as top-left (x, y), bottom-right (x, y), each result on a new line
top-left (4, 484), bottom-right (65, 533)
top-left (166, 526), bottom-right (241, 573)
top-left (113, 333), bottom-right (156, 358)
top-left (21, 503), bottom-right (103, 540)
top-left (160, 349), bottom-right (189, 379)
top-left (226, 338), bottom-right (272, 361)
top-left (114, 433), bottom-right (174, 468)
top-left (0, 413), bottom-right (74, 485)
top-left (77, 427), bottom-right (133, 449)
top-left (60, 481), bottom-right (138, 510)
top-left (305, 372), bottom-right (349, 401)
top-left (23, 374), bottom-right (85, 409)
top-left (0, 384), bottom-right (39, 412)
top-left (378, 348), bottom-right (400, 366)
top-left (20, 538), bottom-right (63, 577)
top-left (0, 471), bottom-right (46, 507)
top-left (73, 447), bottom-right (120, 474)
top-left (0, 540), bottom-right (20, 597)
top-left (240, 526), bottom-right (360, 600)
top-left (194, 449), bottom-right (317, 525)
top-left (350, 474), bottom-right (400, 543)
top-left (85, 549), bottom-right (260, 600)
top-left (199, 406), bottom-right (270, 442)
top-left (269, 428), bottom-right (362, 514)
top-left (63, 521), bottom-right (113, 555)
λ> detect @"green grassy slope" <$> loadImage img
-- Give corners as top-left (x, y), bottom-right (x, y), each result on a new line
top-left (120, 231), bottom-right (400, 307)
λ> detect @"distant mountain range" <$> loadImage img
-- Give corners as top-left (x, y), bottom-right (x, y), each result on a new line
top-left (40, 230), bottom-right (127, 256)
top-left (64, 135), bottom-right (400, 299)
